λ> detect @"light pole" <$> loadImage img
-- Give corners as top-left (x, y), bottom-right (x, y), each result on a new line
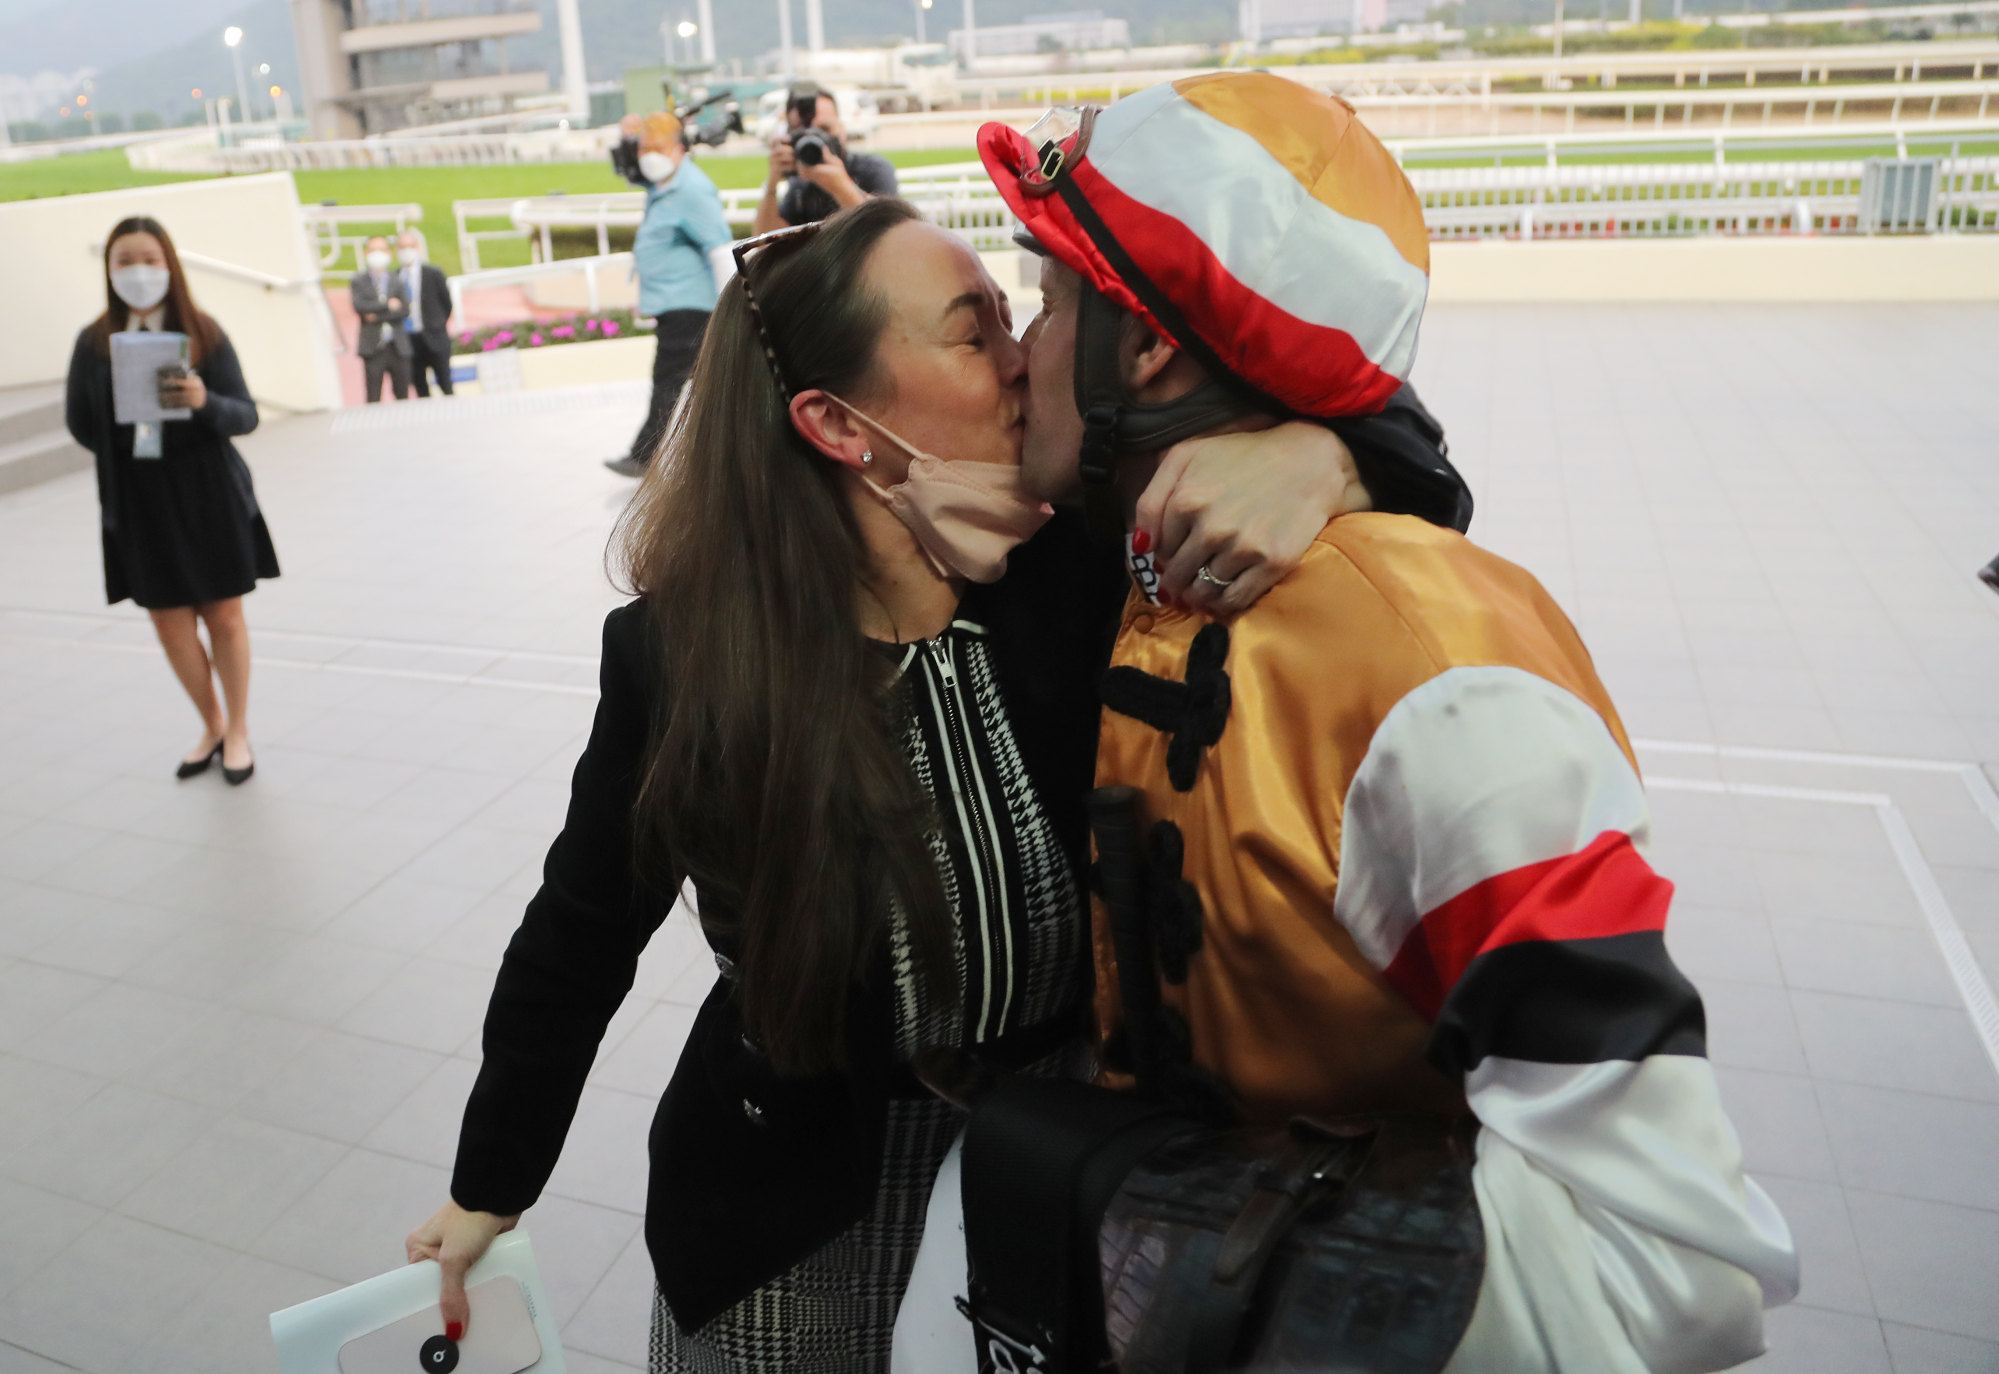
top-left (676, 19), bottom-right (698, 65)
top-left (556, 0), bottom-right (588, 122)
top-left (915, 0), bottom-right (932, 42)
top-left (961, 0), bottom-right (977, 66)
top-left (1552, 0), bottom-right (1565, 58)
top-left (696, 0), bottom-right (715, 62)
top-left (223, 27), bottom-right (249, 125)
top-left (778, 0), bottom-right (795, 78)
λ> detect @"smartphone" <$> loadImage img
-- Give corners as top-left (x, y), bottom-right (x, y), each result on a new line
top-left (336, 1276), bottom-right (543, 1374)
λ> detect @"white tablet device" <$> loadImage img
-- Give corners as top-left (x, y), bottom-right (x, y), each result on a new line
top-left (337, 1276), bottom-right (541, 1374)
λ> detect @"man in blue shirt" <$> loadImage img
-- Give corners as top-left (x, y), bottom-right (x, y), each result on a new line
top-left (606, 110), bottom-right (735, 478)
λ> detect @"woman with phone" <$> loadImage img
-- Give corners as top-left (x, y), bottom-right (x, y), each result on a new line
top-left (64, 215), bottom-right (278, 783)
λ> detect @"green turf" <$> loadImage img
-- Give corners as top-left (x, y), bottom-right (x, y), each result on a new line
top-left (10, 137), bottom-right (1989, 271)
top-left (0, 147), bottom-right (209, 200)
top-left (0, 147), bottom-right (983, 277)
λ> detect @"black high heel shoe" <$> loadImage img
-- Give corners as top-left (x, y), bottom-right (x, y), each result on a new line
top-left (176, 742), bottom-right (223, 780)
top-left (222, 750), bottom-right (255, 786)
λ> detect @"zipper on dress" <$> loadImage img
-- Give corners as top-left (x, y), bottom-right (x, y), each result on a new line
top-left (927, 637), bottom-right (1010, 1040)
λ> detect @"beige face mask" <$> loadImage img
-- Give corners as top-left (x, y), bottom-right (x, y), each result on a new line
top-left (826, 394), bottom-right (1053, 584)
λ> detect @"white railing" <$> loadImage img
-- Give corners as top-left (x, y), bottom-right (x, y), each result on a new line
top-left (130, 123), bottom-right (614, 174)
top-left (449, 251), bottom-right (634, 317)
top-left (453, 161), bottom-right (1006, 272)
top-left (445, 146), bottom-right (1998, 316)
top-left (299, 202), bottom-right (425, 272)
top-left (83, 241), bottom-right (351, 358)
top-left (1390, 116), bottom-right (1999, 165)
top-left (939, 39), bottom-right (1999, 111)
top-left (1413, 155), bottom-right (1999, 237)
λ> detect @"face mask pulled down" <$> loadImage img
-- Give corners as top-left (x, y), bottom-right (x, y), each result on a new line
top-left (826, 396), bottom-right (1051, 584)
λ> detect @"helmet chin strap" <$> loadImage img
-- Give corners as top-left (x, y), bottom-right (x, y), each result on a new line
top-left (1072, 285), bottom-right (1257, 540)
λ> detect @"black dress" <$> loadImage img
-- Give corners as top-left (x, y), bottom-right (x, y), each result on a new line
top-left (64, 324), bottom-right (280, 610)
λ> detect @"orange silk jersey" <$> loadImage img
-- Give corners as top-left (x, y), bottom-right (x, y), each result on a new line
top-left (1092, 512), bottom-right (1635, 1124)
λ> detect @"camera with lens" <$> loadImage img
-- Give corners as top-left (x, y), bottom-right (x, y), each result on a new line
top-left (611, 136), bottom-right (644, 186)
top-left (611, 88), bottom-right (744, 186)
top-left (790, 127), bottom-right (844, 168)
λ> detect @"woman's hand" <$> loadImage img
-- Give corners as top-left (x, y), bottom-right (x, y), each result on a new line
top-left (406, 1200), bottom-right (520, 1337)
top-left (1135, 421), bottom-right (1373, 618)
top-left (159, 373), bottom-right (207, 411)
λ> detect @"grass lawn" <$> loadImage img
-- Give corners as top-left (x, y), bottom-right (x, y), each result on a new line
top-left (0, 147), bottom-right (210, 200)
top-left (295, 147), bottom-right (980, 275)
top-left (0, 145), bottom-right (982, 277)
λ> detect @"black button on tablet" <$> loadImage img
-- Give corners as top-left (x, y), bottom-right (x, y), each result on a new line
top-left (419, 1335), bottom-right (459, 1373)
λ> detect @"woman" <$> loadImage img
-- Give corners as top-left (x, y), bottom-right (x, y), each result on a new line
top-left (405, 199), bottom-right (1436, 1369)
top-left (65, 216), bottom-right (277, 783)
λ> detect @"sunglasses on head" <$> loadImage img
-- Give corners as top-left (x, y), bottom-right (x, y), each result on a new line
top-left (730, 221), bottom-right (824, 402)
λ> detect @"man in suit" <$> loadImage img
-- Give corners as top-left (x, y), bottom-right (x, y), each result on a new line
top-left (396, 228), bottom-right (456, 397)
top-left (351, 235), bottom-right (412, 403)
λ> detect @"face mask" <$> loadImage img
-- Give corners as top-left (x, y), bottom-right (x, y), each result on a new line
top-left (826, 394), bottom-right (1052, 584)
top-left (110, 264), bottom-right (170, 312)
top-left (397, 247), bottom-right (421, 266)
top-left (638, 151), bottom-right (679, 185)
top-left (366, 250), bottom-right (391, 271)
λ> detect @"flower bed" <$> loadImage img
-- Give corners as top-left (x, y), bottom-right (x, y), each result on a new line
top-left (451, 308), bottom-right (650, 356)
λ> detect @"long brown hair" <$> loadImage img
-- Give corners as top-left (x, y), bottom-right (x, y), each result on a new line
top-left (87, 216), bottom-right (221, 365)
top-left (614, 197), bottom-right (951, 1075)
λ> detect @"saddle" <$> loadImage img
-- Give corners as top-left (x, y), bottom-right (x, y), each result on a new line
top-left (944, 787), bottom-right (1485, 1374)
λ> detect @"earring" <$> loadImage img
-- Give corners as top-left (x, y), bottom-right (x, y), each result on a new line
top-left (861, 449), bottom-right (873, 466)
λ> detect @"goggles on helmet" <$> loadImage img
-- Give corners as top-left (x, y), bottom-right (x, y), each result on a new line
top-left (1016, 105), bottom-right (1098, 199)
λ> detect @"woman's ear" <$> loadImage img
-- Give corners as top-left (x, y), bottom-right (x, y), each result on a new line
top-left (789, 390), bottom-right (871, 471)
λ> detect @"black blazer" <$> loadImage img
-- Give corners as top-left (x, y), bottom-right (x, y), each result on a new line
top-left (350, 270), bottom-right (412, 359)
top-left (406, 262), bottom-right (453, 353)
top-left (450, 388), bottom-right (1470, 1332)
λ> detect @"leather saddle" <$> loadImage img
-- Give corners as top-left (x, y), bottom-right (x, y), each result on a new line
top-left (943, 787), bottom-right (1485, 1374)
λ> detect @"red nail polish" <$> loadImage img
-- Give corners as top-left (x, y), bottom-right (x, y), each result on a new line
top-left (446, 1321), bottom-right (463, 1342)
top-left (1131, 528), bottom-right (1151, 555)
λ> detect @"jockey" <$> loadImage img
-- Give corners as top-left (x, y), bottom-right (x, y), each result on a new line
top-left (900, 71), bottom-right (1798, 1374)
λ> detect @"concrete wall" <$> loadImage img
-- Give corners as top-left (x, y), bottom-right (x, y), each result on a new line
top-left (0, 172), bottom-right (343, 413)
top-left (1428, 234), bottom-right (1999, 304)
top-left (516, 335), bottom-right (655, 389)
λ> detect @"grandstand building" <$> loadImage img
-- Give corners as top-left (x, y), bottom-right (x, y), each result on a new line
top-left (288, 0), bottom-right (549, 139)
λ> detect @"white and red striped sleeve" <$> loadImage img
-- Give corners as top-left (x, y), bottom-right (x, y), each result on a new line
top-left (1334, 665), bottom-right (1799, 1374)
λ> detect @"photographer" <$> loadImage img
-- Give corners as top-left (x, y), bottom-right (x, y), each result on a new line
top-left (752, 82), bottom-right (898, 234)
top-left (605, 109), bottom-right (734, 478)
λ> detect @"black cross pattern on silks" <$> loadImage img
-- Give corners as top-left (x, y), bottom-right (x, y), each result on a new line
top-left (1100, 622), bottom-right (1232, 793)
top-left (1146, 820), bottom-right (1203, 985)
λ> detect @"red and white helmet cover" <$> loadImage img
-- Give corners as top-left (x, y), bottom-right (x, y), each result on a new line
top-left (981, 72), bottom-right (1430, 418)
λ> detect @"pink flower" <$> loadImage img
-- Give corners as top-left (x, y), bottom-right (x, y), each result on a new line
top-left (551, 325), bottom-right (574, 338)
top-left (529, 333), bottom-right (544, 346)
top-left (602, 321), bottom-right (620, 337)
top-left (584, 318), bottom-right (600, 332)
top-left (482, 338), bottom-right (499, 351)
top-left (457, 331), bottom-right (472, 343)
top-left (494, 329), bottom-right (515, 344)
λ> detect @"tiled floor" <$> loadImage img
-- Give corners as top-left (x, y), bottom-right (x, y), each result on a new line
top-left (1, 305), bottom-right (1997, 1372)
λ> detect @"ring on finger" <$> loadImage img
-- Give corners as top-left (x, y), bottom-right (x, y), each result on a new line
top-left (1196, 565), bottom-right (1235, 592)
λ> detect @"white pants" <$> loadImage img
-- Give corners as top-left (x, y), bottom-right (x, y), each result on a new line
top-left (890, 1129), bottom-right (978, 1374)
top-left (885, 1125), bottom-right (1737, 1374)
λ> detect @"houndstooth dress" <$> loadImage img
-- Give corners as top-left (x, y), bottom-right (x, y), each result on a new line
top-left (650, 618), bottom-right (1090, 1374)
